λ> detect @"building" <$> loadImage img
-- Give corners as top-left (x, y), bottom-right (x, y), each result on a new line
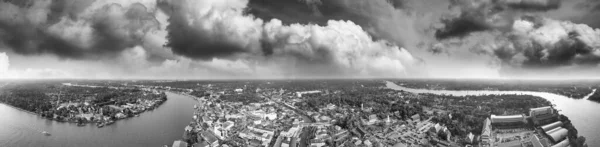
top-left (541, 121), bottom-right (563, 132)
top-left (547, 128), bottom-right (568, 143)
top-left (531, 135), bottom-right (544, 147)
top-left (481, 118), bottom-right (492, 145)
top-left (240, 127), bottom-right (275, 147)
top-left (491, 114), bottom-right (525, 124)
top-left (248, 110), bottom-right (278, 120)
top-left (467, 132), bottom-right (475, 144)
top-left (411, 114), bottom-right (421, 121)
top-left (274, 136), bottom-right (284, 147)
top-left (490, 114), bottom-right (527, 129)
top-left (234, 89), bottom-right (243, 93)
top-left (310, 139), bottom-right (326, 147)
top-left (213, 121), bottom-right (234, 139)
top-left (200, 131), bottom-right (219, 147)
top-left (551, 138), bottom-right (570, 147)
top-left (529, 106), bottom-right (557, 125)
top-left (172, 140), bottom-right (188, 147)
top-left (296, 91), bottom-right (321, 97)
top-left (193, 141), bottom-right (210, 147)
top-left (546, 127), bottom-right (563, 134)
top-left (333, 129), bottom-right (350, 144)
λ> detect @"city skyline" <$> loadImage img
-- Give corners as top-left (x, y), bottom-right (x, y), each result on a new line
top-left (1, 0), bottom-right (600, 79)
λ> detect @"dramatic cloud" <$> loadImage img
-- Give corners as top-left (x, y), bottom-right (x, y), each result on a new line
top-left (245, 0), bottom-right (443, 53)
top-left (156, 0), bottom-right (419, 78)
top-left (471, 17), bottom-right (600, 76)
top-left (0, 0), bottom-right (159, 59)
top-left (435, 0), bottom-right (562, 40)
top-left (1, 0), bottom-right (597, 79)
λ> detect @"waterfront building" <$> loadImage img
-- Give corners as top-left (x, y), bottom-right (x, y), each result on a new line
top-left (193, 142), bottom-right (209, 147)
top-left (546, 127), bottom-right (564, 134)
top-left (551, 138), bottom-right (570, 147)
top-left (541, 121), bottom-right (563, 132)
top-left (547, 128), bottom-right (568, 143)
top-left (529, 106), bottom-right (557, 125)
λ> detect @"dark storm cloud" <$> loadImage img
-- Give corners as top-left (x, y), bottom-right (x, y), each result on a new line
top-left (245, 0), bottom-right (422, 47)
top-left (157, 0), bottom-right (249, 60)
top-left (0, 1), bottom-right (159, 59)
top-left (472, 18), bottom-right (600, 75)
top-left (493, 35), bottom-right (597, 68)
top-left (434, 15), bottom-right (490, 39)
top-left (504, 0), bottom-right (560, 11)
top-left (0, 23), bottom-right (84, 57)
top-left (47, 0), bottom-right (96, 24)
top-left (246, 0), bottom-right (371, 26)
top-left (154, 0), bottom-right (419, 78)
top-left (435, 0), bottom-right (562, 40)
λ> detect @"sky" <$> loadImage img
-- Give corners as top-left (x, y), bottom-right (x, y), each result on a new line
top-left (0, 0), bottom-right (599, 79)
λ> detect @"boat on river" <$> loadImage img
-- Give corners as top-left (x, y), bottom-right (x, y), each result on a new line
top-left (97, 122), bottom-right (105, 128)
top-left (42, 131), bottom-right (51, 136)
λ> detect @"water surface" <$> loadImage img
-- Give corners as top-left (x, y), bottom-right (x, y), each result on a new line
top-left (0, 92), bottom-right (196, 147)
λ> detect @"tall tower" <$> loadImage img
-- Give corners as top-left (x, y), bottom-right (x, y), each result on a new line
top-left (57, 90), bottom-right (62, 106)
top-left (386, 115), bottom-right (390, 124)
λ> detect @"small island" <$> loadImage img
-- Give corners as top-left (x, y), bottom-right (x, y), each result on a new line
top-left (0, 81), bottom-right (167, 127)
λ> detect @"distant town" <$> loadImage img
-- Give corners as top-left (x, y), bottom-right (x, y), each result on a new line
top-left (0, 80), bottom-right (588, 147)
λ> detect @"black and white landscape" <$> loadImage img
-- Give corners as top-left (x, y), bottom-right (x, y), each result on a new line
top-left (0, 0), bottom-right (598, 147)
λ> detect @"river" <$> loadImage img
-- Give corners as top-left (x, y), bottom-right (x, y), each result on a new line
top-left (0, 92), bottom-right (197, 147)
top-left (386, 81), bottom-right (600, 146)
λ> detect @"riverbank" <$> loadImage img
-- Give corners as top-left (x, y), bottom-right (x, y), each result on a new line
top-left (0, 102), bottom-right (39, 115)
top-left (0, 92), bottom-right (198, 147)
top-left (391, 80), bottom-right (598, 99)
top-left (385, 81), bottom-right (590, 146)
top-left (1, 96), bottom-right (168, 127)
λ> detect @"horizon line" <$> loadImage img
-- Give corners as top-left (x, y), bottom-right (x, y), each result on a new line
top-left (2, 77), bottom-right (600, 81)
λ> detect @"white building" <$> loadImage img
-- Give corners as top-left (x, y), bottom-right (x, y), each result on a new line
top-left (490, 114), bottom-right (526, 123)
top-left (234, 89), bottom-right (243, 93)
top-left (296, 90), bottom-right (321, 97)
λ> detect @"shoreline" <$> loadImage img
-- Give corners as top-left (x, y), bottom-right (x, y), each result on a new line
top-left (0, 102), bottom-right (39, 115)
top-left (395, 83), bottom-right (596, 100)
top-left (0, 98), bottom-right (167, 127)
top-left (385, 81), bottom-right (588, 146)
